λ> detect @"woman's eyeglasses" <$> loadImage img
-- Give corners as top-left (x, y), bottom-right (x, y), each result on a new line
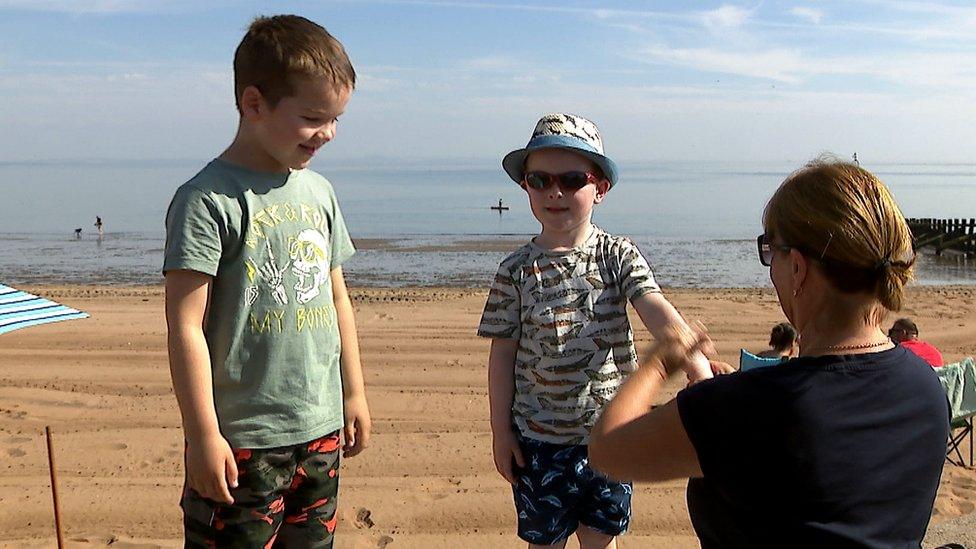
top-left (523, 171), bottom-right (599, 192)
top-left (757, 234), bottom-right (793, 266)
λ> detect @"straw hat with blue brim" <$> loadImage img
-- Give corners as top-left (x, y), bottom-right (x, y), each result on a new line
top-left (502, 113), bottom-right (619, 189)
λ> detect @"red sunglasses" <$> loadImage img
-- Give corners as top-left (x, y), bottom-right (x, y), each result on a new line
top-left (523, 171), bottom-right (600, 192)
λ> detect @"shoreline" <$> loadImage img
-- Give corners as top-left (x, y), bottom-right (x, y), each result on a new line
top-left (3, 232), bottom-right (974, 290)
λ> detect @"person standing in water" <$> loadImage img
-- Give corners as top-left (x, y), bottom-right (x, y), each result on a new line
top-left (94, 216), bottom-right (104, 238)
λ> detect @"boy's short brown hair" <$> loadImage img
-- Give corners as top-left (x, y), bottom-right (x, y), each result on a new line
top-left (234, 15), bottom-right (355, 111)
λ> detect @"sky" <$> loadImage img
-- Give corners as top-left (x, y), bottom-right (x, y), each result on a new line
top-left (2, 0), bottom-right (976, 164)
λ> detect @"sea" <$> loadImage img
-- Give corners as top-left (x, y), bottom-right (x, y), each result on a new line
top-left (1, 159), bottom-right (974, 288)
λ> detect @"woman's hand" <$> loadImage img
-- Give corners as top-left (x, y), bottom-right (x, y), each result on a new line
top-left (657, 322), bottom-right (715, 377)
top-left (709, 360), bottom-right (736, 376)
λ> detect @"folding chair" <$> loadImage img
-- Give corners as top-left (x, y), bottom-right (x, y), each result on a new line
top-left (936, 358), bottom-right (976, 468)
top-left (739, 349), bottom-right (788, 372)
top-left (947, 417), bottom-right (973, 467)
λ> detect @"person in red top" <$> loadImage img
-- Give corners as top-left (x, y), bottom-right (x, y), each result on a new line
top-left (888, 318), bottom-right (944, 367)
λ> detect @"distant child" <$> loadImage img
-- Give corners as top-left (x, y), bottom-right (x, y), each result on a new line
top-left (757, 322), bottom-right (798, 358)
top-left (163, 15), bottom-right (369, 547)
top-left (478, 113), bottom-right (713, 548)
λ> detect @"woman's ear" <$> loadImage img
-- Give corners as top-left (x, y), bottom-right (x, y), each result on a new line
top-left (790, 248), bottom-right (808, 295)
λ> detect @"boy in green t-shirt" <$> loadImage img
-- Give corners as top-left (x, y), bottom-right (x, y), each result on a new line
top-left (163, 15), bottom-right (369, 547)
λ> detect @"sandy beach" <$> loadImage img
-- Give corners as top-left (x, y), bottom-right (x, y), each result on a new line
top-left (1, 285), bottom-right (974, 548)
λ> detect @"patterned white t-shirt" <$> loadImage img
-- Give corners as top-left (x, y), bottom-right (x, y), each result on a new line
top-left (478, 226), bottom-right (661, 444)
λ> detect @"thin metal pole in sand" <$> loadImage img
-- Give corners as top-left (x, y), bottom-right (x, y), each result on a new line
top-left (45, 426), bottom-right (65, 549)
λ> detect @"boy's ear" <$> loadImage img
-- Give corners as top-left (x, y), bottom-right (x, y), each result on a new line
top-left (593, 179), bottom-right (611, 203)
top-left (239, 85), bottom-right (265, 121)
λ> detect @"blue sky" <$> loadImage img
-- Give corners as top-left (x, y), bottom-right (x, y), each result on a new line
top-left (2, 0), bottom-right (976, 164)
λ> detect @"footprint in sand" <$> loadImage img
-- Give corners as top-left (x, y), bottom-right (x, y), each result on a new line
top-left (955, 476), bottom-right (976, 490)
top-left (956, 500), bottom-right (975, 514)
top-left (6, 448), bottom-right (26, 458)
top-left (7, 436), bottom-right (30, 444)
top-left (112, 442), bottom-right (129, 450)
top-left (354, 508), bottom-right (375, 529)
top-left (377, 535), bottom-right (394, 548)
top-left (70, 534), bottom-right (118, 545)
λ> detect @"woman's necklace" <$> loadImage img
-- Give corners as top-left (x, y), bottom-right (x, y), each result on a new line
top-left (807, 340), bottom-right (892, 353)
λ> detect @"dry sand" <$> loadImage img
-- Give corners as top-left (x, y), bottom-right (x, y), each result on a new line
top-left (1, 285), bottom-right (974, 548)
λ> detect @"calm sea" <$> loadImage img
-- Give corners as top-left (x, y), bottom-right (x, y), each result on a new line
top-left (1, 159), bottom-right (974, 288)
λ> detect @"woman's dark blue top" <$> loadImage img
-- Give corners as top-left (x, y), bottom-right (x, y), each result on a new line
top-left (677, 346), bottom-right (949, 548)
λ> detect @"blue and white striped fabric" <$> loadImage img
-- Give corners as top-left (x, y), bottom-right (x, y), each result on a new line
top-left (0, 284), bottom-right (89, 335)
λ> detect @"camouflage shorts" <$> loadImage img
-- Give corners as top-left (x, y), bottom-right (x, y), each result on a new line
top-left (182, 430), bottom-right (342, 548)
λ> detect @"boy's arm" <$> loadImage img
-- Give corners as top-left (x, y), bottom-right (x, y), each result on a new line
top-left (165, 269), bottom-right (238, 504)
top-left (488, 338), bottom-right (524, 485)
top-left (631, 292), bottom-right (713, 381)
top-left (331, 266), bottom-right (371, 458)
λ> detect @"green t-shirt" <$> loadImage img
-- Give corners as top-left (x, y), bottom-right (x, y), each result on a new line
top-left (164, 159), bottom-right (355, 449)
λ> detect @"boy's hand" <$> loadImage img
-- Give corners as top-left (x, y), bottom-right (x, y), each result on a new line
top-left (491, 429), bottom-right (525, 485)
top-left (342, 393), bottom-right (371, 458)
top-left (185, 433), bottom-right (238, 504)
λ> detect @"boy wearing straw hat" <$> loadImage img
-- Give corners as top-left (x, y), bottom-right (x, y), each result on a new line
top-left (478, 113), bottom-right (714, 548)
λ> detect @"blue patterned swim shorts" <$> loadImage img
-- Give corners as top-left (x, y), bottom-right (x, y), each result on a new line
top-left (512, 434), bottom-right (632, 545)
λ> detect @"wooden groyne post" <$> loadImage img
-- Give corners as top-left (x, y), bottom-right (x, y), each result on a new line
top-left (45, 426), bottom-right (65, 548)
top-left (906, 218), bottom-right (976, 258)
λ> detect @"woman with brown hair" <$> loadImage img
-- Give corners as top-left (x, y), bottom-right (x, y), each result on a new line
top-left (589, 158), bottom-right (950, 547)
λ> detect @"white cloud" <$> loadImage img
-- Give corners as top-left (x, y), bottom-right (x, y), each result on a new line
top-left (700, 5), bottom-right (752, 29)
top-left (464, 56), bottom-right (521, 72)
top-left (786, 2), bottom-right (976, 42)
top-left (356, 73), bottom-right (402, 93)
top-left (341, 0), bottom-right (695, 25)
top-left (641, 46), bottom-right (805, 83)
top-left (0, 0), bottom-right (204, 13)
top-left (790, 6), bottom-right (823, 24)
top-left (634, 42), bottom-right (976, 89)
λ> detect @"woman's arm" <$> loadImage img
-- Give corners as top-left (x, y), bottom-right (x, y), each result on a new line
top-left (589, 339), bottom-right (703, 482)
top-left (631, 292), bottom-right (712, 381)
